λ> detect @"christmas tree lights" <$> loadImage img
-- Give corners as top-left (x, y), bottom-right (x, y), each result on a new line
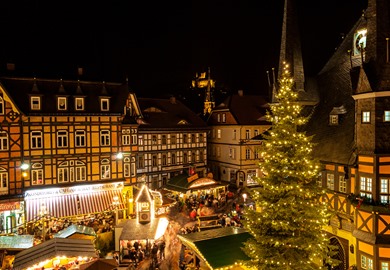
top-left (241, 63), bottom-right (338, 270)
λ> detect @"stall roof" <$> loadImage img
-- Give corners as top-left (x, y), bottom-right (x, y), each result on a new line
top-left (13, 238), bottom-right (98, 270)
top-left (118, 218), bottom-right (169, 241)
top-left (53, 224), bottom-right (97, 239)
top-left (177, 227), bottom-right (252, 270)
top-left (164, 172), bottom-right (227, 193)
top-left (79, 258), bottom-right (117, 270)
top-left (0, 235), bottom-right (34, 250)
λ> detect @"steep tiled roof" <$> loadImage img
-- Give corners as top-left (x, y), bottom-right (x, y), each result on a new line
top-left (137, 97), bottom-right (209, 130)
top-left (213, 92), bottom-right (269, 125)
top-left (0, 77), bottom-right (130, 115)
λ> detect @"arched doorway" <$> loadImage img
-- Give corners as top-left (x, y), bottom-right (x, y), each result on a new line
top-left (330, 237), bottom-right (346, 270)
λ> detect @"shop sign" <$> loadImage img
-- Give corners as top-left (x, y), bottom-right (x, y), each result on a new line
top-left (0, 202), bottom-right (20, 212)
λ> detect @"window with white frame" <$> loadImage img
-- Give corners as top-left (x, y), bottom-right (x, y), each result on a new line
top-left (327, 173), bottom-right (335, 190)
top-left (254, 149), bottom-right (259, 159)
top-left (122, 129), bottom-right (131, 145)
top-left (245, 148), bottom-right (251, 160)
top-left (0, 97), bottom-right (4, 115)
top-left (75, 97), bottom-right (84, 110)
top-left (101, 159), bottom-right (110, 179)
top-left (360, 176), bottom-right (373, 199)
top-left (246, 130), bottom-right (250, 139)
top-left (31, 131), bottom-right (43, 149)
top-left (75, 130), bottom-right (86, 147)
top-left (384, 111), bottom-right (390, 122)
top-left (31, 163), bottom-right (43, 185)
top-left (0, 131), bottom-right (8, 151)
top-left (229, 148), bottom-right (236, 159)
top-left (100, 98), bottom-right (109, 111)
top-left (381, 261), bottom-right (389, 270)
top-left (222, 113), bottom-right (226, 122)
top-left (361, 255), bottom-right (373, 270)
top-left (57, 130), bottom-right (68, 147)
top-left (100, 130), bottom-right (110, 146)
top-left (362, 111), bottom-right (371, 123)
top-left (217, 114), bottom-right (221, 122)
top-left (31, 96), bottom-right (41, 110)
top-left (0, 167), bottom-right (8, 193)
top-left (57, 97), bottom-right (67, 110)
top-left (58, 160), bottom-right (86, 183)
top-left (131, 129), bottom-right (138, 144)
top-left (254, 129), bottom-right (259, 137)
top-left (339, 175), bottom-right (347, 193)
top-left (380, 178), bottom-right (390, 204)
top-left (217, 129), bottom-right (221, 139)
top-left (124, 157), bottom-right (131, 177)
top-left (131, 158), bottom-right (136, 176)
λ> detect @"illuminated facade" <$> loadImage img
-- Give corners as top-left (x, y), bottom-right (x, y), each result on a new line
top-left (279, 0), bottom-right (390, 269)
top-left (207, 90), bottom-right (271, 188)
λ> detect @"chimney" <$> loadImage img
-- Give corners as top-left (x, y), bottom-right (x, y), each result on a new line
top-left (238, 90), bottom-right (244, 96)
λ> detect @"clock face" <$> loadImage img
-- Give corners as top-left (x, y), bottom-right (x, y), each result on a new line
top-left (354, 29), bottom-right (367, 55)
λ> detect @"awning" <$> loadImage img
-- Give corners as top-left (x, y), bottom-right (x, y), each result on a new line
top-left (13, 238), bottom-right (98, 270)
top-left (25, 187), bottom-right (125, 222)
top-left (25, 194), bottom-right (79, 221)
top-left (78, 189), bottom-right (125, 214)
top-left (177, 227), bottom-right (252, 270)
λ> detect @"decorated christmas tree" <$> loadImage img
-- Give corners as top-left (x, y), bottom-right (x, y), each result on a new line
top-left (241, 63), bottom-right (337, 270)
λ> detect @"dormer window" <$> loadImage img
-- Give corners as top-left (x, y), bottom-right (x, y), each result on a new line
top-left (30, 96), bottom-right (41, 110)
top-left (75, 97), bottom-right (84, 111)
top-left (57, 97), bottom-right (67, 111)
top-left (329, 115), bottom-right (339, 125)
top-left (100, 98), bottom-right (109, 111)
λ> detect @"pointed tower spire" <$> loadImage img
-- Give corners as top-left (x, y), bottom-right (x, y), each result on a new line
top-left (278, 0), bottom-right (304, 93)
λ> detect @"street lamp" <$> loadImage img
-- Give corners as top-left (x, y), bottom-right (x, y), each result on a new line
top-left (39, 203), bottom-right (48, 242)
top-left (242, 193), bottom-right (247, 204)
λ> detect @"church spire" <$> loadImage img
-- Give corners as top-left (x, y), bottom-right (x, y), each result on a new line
top-left (277, 0), bottom-right (305, 96)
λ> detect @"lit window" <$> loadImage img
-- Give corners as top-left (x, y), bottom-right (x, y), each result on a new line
top-left (131, 129), bottom-right (138, 144)
top-left (229, 148), bottom-right (236, 159)
top-left (58, 160), bottom-right (86, 183)
top-left (124, 157), bottom-right (130, 177)
top-left (57, 130), bottom-right (68, 148)
top-left (339, 175), bottom-right (347, 193)
top-left (31, 96), bottom-right (41, 110)
top-left (122, 129), bottom-right (131, 145)
top-left (217, 129), bottom-right (221, 139)
top-left (360, 176), bottom-right (373, 200)
top-left (222, 113), bottom-right (226, 122)
top-left (362, 111), bottom-right (371, 123)
top-left (57, 97), bottom-right (67, 110)
top-left (329, 115), bottom-right (338, 125)
top-left (131, 158), bottom-right (136, 176)
top-left (32, 163), bottom-right (43, 185)
top-left (380, 178), bottom-right (390, 204)
top-left (100, 98), bottom-right (109, 111)
top-left (381, 261), bottom-right (389, 270)
top-left (100, 130), bottom-right (110, 146)
top-left (75, 97), bottom-right (84, 110)
top-left (75, 130), bottom-right (86, 147)
top-left (0, 167), bottom-right (8, 193)
top-left (217, 114), bottom-right (221, 122)
top-left (361, 255), bottom-right (373, 270)
top-left (384, 111), bottom-right (390, 122)
top-left (0, 131), bottom-right (9, 151)
top-left (31, 131), bottom-right (43, 149)
top-left (101, 159), bottom-right (110, 179)
top-left (327, 173), bottom-right (334, 190)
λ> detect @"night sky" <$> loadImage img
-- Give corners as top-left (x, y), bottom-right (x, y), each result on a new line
top-left (1, 0), bottom-right (367, 100)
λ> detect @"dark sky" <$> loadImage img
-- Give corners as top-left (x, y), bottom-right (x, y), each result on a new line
top-left (1, 0), bottom-right (368, 99)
